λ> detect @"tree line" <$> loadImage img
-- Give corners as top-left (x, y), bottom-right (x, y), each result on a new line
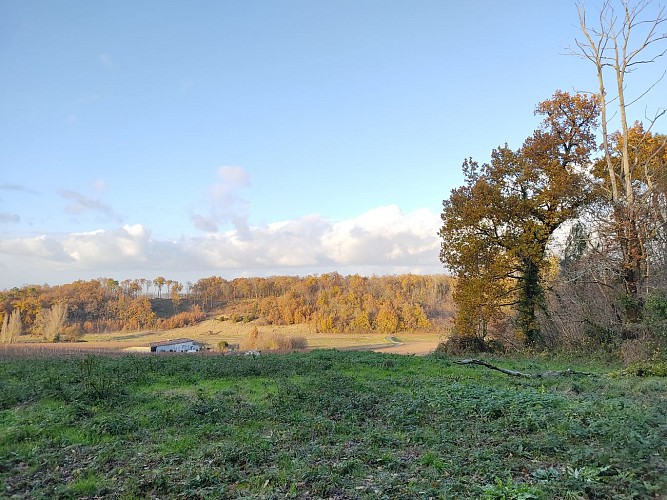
top-left (439, 0), bottom-right (667, 357)
top-left (0, 274), bottom-right (455, 341)
top-left (0, 278), bottom-right (184, 340)
top-left (192, 273), bottom-right (454, 333)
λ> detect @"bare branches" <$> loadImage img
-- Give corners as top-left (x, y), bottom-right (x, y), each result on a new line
top-left (573, 0), bottom-right (667, 108)
top-left (572, 0), bottom-right (621, 201)
top-left (622, 0), bottom-right (667, 69)
top-left (627, 69), bottom-right (665, 107)
top-left (570, 0), bottom-right (667, 317)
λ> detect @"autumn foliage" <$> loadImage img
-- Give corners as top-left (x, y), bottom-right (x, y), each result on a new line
top-left (0, 274), bottom-right (454, 340)
top-left (440, 91), bottom-right (600, 345)
top-left (192, 273), bottom-right (452, 334)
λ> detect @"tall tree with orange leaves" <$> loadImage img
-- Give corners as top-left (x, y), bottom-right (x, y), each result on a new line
top-left (440, 92), bottom-right (599, 345)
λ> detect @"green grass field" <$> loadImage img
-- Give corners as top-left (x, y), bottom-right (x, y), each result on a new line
top-left (1, 350), bottom-right (665, 499)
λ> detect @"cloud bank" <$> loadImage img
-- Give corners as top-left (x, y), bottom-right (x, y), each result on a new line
top-left (0, 205), bottom-right (443, 288)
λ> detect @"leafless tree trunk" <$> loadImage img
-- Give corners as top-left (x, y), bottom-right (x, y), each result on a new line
top-left (570, 0), bottom-right (667, 321)
top-left (1, 309), bottom-right (22, 343)
top-left (37, 303), bottom-right (68, 342)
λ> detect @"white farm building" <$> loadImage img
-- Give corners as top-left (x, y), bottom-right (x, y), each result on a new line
top-left (149, 338), bottom-right (202, 353)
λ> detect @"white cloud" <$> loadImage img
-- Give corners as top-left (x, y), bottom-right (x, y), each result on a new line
top-left (191, 166), bottom-right (251, 233)
top-left (0, 212), bottom-right (20, 223)
top-left (59, 189), bottom-right (119, 220)
top-left (92, 179), bottom-right (107, 192)
top-left (322, 206), bottom-right (439, 265)
top-left (216, 166), bottom-right (249, 186)
top-left (0, 206), bottom-right (444, 288)
top-left (63, 225), bottom-right (151, 263)
top-left (0, 235), bottom-right (73, 262)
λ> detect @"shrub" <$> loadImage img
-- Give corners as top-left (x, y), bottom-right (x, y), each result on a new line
top-left (158, 305), bottom-right (206, 330)
top-left (645, 291), bottom-right (667, 323)
top-left (619, 338), bottom-right (659, 364)
top-left (621, 360), bottom-right (667, 377)
top-left (239, 328), bottom-right (308, 352)
top-left (288, 336), bottom-right (308, 350)
top-left (61, 324), bottom-right (84, 342)
top-left (434, 335), bottom-right (488, 356)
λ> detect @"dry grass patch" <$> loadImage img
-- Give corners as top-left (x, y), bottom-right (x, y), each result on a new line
top-left (239, 326), bottom-right (308, 352)
top-left (9, 318), bottom-right (445, 357)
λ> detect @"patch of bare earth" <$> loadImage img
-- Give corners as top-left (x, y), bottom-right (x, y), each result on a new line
top-left (373, 341), bottom-right (441, 356)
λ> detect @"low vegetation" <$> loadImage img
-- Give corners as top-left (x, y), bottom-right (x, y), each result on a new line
top-left (1, 349), bottom-right (665, 499)
top-left (1, 3), bottom-right (665, 497)
top-left (239, 325), bottom-right (308, 352)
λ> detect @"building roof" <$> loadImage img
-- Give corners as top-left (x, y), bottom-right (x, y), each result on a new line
top-left (149, 338), bottom-right (199, 348)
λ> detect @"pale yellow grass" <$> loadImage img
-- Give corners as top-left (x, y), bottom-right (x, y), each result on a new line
top-left (15, 319), bottom-right (445, 355)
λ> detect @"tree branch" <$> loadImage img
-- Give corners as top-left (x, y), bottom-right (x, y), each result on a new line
top-left (454, 358), bottom-right (594, 378)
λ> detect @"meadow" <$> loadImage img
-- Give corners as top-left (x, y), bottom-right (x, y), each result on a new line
top-left (11, 318), bottom-right (445, 356)
top-left (1, 349), bottom-right (666, 499)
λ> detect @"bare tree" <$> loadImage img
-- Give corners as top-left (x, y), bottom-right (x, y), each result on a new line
top-left (570, 0), bottom-right (667, 321)
top-left (1, 309), bottom-right (22, 343)
top-left (37, 303), bottom-right (68, 342)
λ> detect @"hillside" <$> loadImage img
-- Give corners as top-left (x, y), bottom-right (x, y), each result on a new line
top-left (0, 274), bottom-right (456, 344)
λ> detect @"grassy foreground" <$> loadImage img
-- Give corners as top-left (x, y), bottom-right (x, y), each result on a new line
top-left (0, 350), bottom-right (666, 499)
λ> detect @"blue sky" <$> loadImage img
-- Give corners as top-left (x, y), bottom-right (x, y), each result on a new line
top-left (1, 1), bottom-right (665, 289)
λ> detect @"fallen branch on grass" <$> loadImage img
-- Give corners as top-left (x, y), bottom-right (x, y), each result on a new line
top-left (454, 359), bottom-right (593, 378)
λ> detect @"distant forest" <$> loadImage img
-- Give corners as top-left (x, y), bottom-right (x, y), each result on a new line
top-left (0, 274), bottom-right (455, 341)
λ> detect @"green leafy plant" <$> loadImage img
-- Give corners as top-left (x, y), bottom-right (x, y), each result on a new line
top-left (482, 477), bottom-right (540, 499)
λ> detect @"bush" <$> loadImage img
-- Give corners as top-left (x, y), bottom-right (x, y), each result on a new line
top-left (61, 324), bottom-right (84, 342)
top-left (434, 335), bottom-right (488, 356)
top-left (158, 305), bottom-right (206, 330)
top-left (619, 338), bottom-right (660, 364)
top-left (287, 336), bottom-right (308, 350)
top-left (239, 328), bottom-right (308, 352)
top-left (645, 291), bottom-right (667, 323)
top-left (621, 360), bottom-right (667, 377)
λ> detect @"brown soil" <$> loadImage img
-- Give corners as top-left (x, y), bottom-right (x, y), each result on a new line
top-left (372, 341), bottom-right (440, 355)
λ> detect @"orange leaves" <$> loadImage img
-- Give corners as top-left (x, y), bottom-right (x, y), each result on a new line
top-left (440, 91), bottom-right (600, 343)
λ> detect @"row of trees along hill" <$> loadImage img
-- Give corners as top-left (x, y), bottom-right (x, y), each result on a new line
top-left (0, 278), bottom-right (198, 341)
top-left (439, 0), bottom-right (667, 357)
top-left (0, 274), bottom-right (455, 341)
top-left (191, 273), bottom-right (454, 333)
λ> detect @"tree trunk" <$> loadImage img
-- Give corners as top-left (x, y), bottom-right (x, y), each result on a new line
top-left (518, 258), bottom-right (542, 345)
top-left (617, 207), bottom-right (645, 321)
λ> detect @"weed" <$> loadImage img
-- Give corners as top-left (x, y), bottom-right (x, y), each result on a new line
top-left (482, 476), bottom-right (541, 499)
